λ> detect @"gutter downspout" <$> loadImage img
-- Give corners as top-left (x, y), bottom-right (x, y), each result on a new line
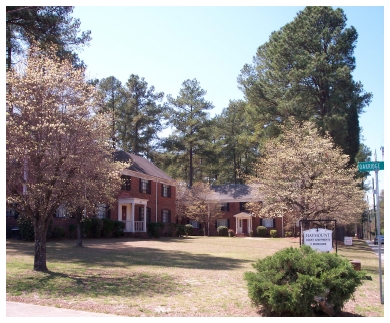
top-left (156, 180), bottom-right (158, 222)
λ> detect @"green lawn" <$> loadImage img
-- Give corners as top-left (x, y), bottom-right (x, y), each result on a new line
top-left (6, 236), bottom-right (384, 317)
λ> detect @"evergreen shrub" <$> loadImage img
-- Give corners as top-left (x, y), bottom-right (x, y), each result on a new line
top-left (101, 218), bottom-right (115, 237)
top-left (184, 224), bottom-right (193, 236)
top-left (270, 230), bottom-right (277, 238)
top-left (83, 218), bottom-right (93, 237)
top-left (217, 226), bottom-right (228, 236)
top-left (51, 226), bottom-right (65, 239)
top-left (147, 222), bottom-right (165, 238)
top-left (256, 226), bottom-right (267, 237)
top-left (69, 224), bottom-right (76, 238)
top-left (91, 217), bottom-right (103, 238)
top-left (176, 224), bottom-right (186, 236)
top-left (113, 220), bottom-right (125, 237)
top-left (18, 216), bottom-right (34, 241)
top-left (244, 245), bottom-right (366, 316)
top-left (228, 229), bottom-right (235, 237)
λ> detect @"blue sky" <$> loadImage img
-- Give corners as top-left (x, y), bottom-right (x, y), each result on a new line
top-left (72, 3), bottom-right (386, 205)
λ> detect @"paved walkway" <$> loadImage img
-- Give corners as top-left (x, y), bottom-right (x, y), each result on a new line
top-left (6, 301), bottom-right (120, 317)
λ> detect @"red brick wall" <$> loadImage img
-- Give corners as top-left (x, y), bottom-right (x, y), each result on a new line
top-left (196, 202), bottom-right (284, 237)
top-left (112, 176), bottom-right (176, 224)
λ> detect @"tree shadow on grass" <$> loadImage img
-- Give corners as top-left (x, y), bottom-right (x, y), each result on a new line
top-left (13, 269), bottom-right (188, 299)
top-left (7, 239), bottom-right (250, 270)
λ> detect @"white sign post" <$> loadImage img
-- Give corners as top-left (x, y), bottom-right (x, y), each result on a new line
top-left (303, 228), bottom-right (333, 252)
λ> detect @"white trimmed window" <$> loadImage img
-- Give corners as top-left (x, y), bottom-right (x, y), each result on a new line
top-left (162, 209), bottom-right (171, 223)
top-left (217, 219), bottom-right (228, 227)
top-left (55, 205), bottom-right (67, 218)
top-left (262, 218), bottom-right (274, 228)
top-left (96, 204), bottom-right (108, 218)
top-left (189, 220), bottom-right (200, 228)
top-left (162, 184), bottom-right (171, 198)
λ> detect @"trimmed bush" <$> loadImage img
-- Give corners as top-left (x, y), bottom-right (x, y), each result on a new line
top-left (217, 226), bottom-right (229, 236)
top-left (163, 223), bottom-right (177, 237)
top-left (244, 245), bottom-right (366, 316)
top-left (270, 230), bottom-right (277, 238)
top-left (69, 224), bottom-right (76, 239)
top-left (101, 218), bottom-right (115, 237)
top-left (51, 226), bottom-right (65, 239)
top-left (113, 220), bottom-right (125, 237)
top-left (249, 230), bottom-right (254, 237)
top-left (256, 226), bottom-right (267, 237)
top-left (184, 224), bottom-right (193, 236)
top-left (228, 229), bottom-right (235, 237)
top-left (284, 231), bottom-right (293, 237)
top-left (91, 217), bottom-right (103, 238)
top-left (176, 224), bottom-right (186, 237)
top-left (147, 222), bottom-right (165, 238)
top-left (83, 218), bottom-right (93, 238)
top-left (18, 216), bottom-right (34, 241)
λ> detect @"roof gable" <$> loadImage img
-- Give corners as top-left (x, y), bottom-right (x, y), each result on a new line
top-left (114, 151), bottom-right (173, 182)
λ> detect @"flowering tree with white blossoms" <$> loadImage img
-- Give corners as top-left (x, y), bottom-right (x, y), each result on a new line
top-left (6, 44), bottom-right (127, 271)
top-left (185, 182), bottom-right (223, 236)
top-left (245, 118), bottom-right (366, 227)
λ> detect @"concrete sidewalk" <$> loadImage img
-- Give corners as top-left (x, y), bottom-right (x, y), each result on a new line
top-left (6, 301), bottom-right (121, 317)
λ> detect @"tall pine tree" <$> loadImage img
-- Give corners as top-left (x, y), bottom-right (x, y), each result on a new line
top-left (117, 74), bottom-right (165, 157)
top-left (238, 6), bottom-right (372, 165)
top-left (164, 79), bottom-right (214, 187)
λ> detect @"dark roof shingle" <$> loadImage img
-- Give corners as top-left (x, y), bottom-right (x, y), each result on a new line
top-left (114, 151), bottom-right (173, 181)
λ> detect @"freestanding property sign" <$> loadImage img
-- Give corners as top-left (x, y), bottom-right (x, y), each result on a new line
top-left (303, 228), bottom-right (333, 252)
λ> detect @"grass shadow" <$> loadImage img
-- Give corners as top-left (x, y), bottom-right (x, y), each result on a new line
top-left (7, 239), bottom-right (250, 270)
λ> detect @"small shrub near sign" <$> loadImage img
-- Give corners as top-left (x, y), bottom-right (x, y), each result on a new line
top-left (244, 245), bottom-right (366, 316)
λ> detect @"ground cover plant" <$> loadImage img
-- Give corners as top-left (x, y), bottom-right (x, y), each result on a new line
top-left (6, 237), bottom-right (384, 317)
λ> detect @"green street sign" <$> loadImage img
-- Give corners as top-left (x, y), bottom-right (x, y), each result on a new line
top-left (358, 161), bottom-right (384, 172)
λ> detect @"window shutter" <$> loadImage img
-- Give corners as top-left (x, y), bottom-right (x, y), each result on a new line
top-left (227, 219), bottom-right (230, 228)
top-left (139, 178), bottom-right (142, 193)
top-left (161, 183), bottom-right (164, 197)
top-left (168, 210), bottom-right (171, 223)
top-left (227, 203), bottom-right (229, 211)
top-left (187, 218), bottom-right (190, 224)
top-left (215, 221), bottom-right (217, 228)
top-left (168, 186), bottom-right (171, 198)
top-left (273, 218), bottom-right (276, 228)
top-left (260, 218), bottom-right (262, 226)
top-left (148, 180), bottom-right (152, 194)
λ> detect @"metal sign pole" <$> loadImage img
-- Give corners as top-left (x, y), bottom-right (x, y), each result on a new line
top-left (375, 168), bottom-right (384, 304)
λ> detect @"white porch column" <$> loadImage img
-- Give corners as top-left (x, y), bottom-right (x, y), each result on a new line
top-left (131, 203), bottom-right (135, 233)
top-left (235, 217), bottom-right (238, 234)
top-left (143, 205), bottom-right (147, 232)
top-left (117, 202), bottom-right (122, 221)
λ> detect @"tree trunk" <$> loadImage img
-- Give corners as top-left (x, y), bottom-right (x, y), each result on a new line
top-left (33, 217), bottom-right (49, 272)
top-left (75, 216), bottom-right (84, 247)
top-left (189, 145), bottom-right (193, 188)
